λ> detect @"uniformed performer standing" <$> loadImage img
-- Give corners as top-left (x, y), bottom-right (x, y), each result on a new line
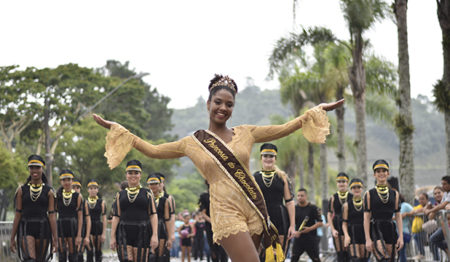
top-left (72, 178), bottom-right (92, 262)
top-left (56, 170), bottom-right (89, 262)
top-left (342, 178), bottom-right (369, 262)
top-left (291, 188), bottom-right (323, 262)
top-left (253, 143), bottom-right (295, 254)
top-left (110, 160), bottom-right (158, 262)
top-left (147, 173), bottom-right (173, 261)
top-left (328, 172), bottom-right (352, 262)
top-left (86, 180), bottom-right (106, 262)
top-left (364, 160), bottom-right (403, 262)
top-left (10, 155), bottom-right (58, 262)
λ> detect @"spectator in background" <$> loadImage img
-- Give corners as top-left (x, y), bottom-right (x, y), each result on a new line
top-left (409, 193), bottom-right (429, 260)
top-left (398, 193), bottom-right (413, 262)
top-left (428, 176), bottom-right (450, 257)
top-left (171, 212), bottom-right (184, 258)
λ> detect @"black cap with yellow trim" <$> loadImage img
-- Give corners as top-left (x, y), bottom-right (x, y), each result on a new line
top-left (157, 173), bottom-right (166, 182)
top-left (260, 143), bottom-right (278, 156)
top-left (349, 178), bottom-right (364, 189)
top-left (336, 172), bottom-right (349, 181)
top-left (146, 173), bottom-right (161, 185)
top-left (72, 178), bottom-right (82, 188)
top-left (59, 169), bottom-right (74, 180)
top-left (87, 179), bottom-right (99, 188)
top-left (373, 159), bottom-right (389, 171)
top-left (126, 160), bottom-right (142, 172)
top-left (28, 155), bottom-right (45, 168)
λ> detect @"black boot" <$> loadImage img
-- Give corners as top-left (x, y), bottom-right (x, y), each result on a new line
top-left (86, 249), bottom-right (94, 262)
top-left (68, 253), bottom-right (78, 262)
top-left (59, 251), bottom-right (67, 262)
top-left (95, 250), bottom-right (102, 262)
top-left (77, 251), bottom-right (84, 262)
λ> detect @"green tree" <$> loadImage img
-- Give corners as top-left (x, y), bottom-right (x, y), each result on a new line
top-left (435, 0), bottom-right (450, 176)
top-left (340, 0), bottom-right (390, 183)
top-left (166, 172), bottom-right (207, 212)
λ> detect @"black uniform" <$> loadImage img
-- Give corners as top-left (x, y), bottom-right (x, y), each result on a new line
top-left (56, 190), bottom-right (80, 262)
top-left (291, 203), bottom-right (322, 262)
top-left (192, 221), bottom-right (205, 260)
top-left (17, 184), bottom-right (53, 261)
top-left (113, 188), bottom-right (155, 262)
top-left (346, 199), bottom-right (365, 244)
top-left (253, 171), bottom-right (289, 235)
top-left (364, 188), bottom-right (398, 245)
top-left (87, 198), bottom-right (104, 262)
top-left (155, 195), bottom-right (168, 240)
top-left (198, 192), bottom-right (228, 262)
top-left (330, 192), bottom-right (352, 235)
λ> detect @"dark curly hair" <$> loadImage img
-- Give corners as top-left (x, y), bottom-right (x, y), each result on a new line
top-left (207, 74), bottom-right (238, 101)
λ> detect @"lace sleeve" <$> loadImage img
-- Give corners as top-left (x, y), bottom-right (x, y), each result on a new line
top-left (104, 124), bottom-right (185, 169)
top-left (249, 106), bottom-right (330, 144)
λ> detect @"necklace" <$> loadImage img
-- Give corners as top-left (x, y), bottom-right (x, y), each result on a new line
top-left (261, 170), bottom-right (276, 188)
top-left (88, 196), bottom-right (98, 209)
top-left (376, 184), bottom-right (389, 204)
top-left (28, 183), bottom-right (43, 202)
top-left (125, 185), bottom-right (141, 203)
top-left (353, 197), bottom-right (363, 211)
top-left (337, 191), bottom-right (348, 205)
top-left (62, 189), bottom-right (74, 206)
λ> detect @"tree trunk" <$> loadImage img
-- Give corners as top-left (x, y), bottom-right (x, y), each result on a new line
top-left (335, 85), bottom-right (345, 172)
top-left (298, 155), bottom-right (304, 189)
top-left (447, 112), bottom-right (450, 176)
top-left (437, 0), bottom-right (450, 175)
top-left (44, 98), bottom-right (53, 187)
top-left (285, 154), bottom-right (297, 196)
top-left (320, 143), bottom-right (328, 203)
top-left (395, 0), bottom-right (415, 203)
top-left (349, 31), bottom-right (368, 185)
top-left (308, 143), bottom-right (315, 201)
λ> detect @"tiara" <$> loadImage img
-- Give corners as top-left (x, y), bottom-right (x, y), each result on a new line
top-left (209, 75), bottom-right (237, 93)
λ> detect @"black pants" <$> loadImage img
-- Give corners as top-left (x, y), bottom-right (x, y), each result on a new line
top-left (291, 236), bottom-right (321, 262)
top-left (192, 235), bottom-right (205, 259)
top-left (205, 224), bottom-right (227, 262)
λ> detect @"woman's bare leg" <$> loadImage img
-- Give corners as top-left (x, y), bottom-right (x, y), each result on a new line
top-left (158, 239), bottom-right (166, 256)
top-left (25, 236), bottom-right (36, 259)
top-left (219, 231), bottom-right (259, 262)
top-left (187, 246), bottom-right (192, 262)
top-left (126, 245), bottom-right (134, 261)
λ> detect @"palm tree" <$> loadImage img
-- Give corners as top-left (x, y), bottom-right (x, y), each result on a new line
top-left (393, 0), bottom-right (415, 202)
top-left (435, 0), bottom-right (450, 176)
top-left (340, 0), bottom-right (390, 184)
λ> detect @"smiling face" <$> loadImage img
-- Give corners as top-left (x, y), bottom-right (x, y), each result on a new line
top-left (148, 183), bottom-right (160, 195)
top-left (88, 186), bottom-right (99, 197)
top-left (207, 89), bottom-right (235, 126)
top-left (261, 154), bottom-right (276, 170)
top-left (28, 166), bottom-right (43, 182)
top-left (434, 188), bottom-right (443, 202)
top-left (126, 170), bottom-right (141, 187)
top-left (374, 168), bottom-right (389, 184)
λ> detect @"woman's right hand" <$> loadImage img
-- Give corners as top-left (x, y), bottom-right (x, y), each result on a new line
top-left (366, 239), bottom-right (373, 252)
top-left (331, 228), bottom-right (339, 238)
top-left (10, 238), bottom-right (16, 253)
top-left (110, 238), bottom-right (117, 251)
top-left (92, 114), bottom-right (116, 129)
top-left (344, 235), bottom-right (350, 248)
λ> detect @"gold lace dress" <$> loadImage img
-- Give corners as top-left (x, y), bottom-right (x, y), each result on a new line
top-left (104, 106), bottom-right (329, 243)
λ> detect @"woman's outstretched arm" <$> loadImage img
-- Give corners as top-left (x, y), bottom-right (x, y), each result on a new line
top-left (92, 114), bottom-right (185, 168)
top-left (249, 99), bottom-right (344, 143)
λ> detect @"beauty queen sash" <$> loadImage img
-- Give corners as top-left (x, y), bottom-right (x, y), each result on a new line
top-left (192, 130), bottom-right (284, 261)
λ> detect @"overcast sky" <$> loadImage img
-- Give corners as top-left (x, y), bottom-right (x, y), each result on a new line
top-left (0, 0), bottom-right (442, 109)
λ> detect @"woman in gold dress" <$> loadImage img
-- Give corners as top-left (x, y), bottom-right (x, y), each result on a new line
top-left (93, 74), bottom-right (343, 262)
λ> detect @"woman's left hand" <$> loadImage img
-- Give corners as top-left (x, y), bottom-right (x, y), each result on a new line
top-left (150, 234), bottom-right (158, 252)
top-left (101, 234), bottom-right (106, 244)
top-left (166, 239), bottom-right (173, 250)
top-left (319, 99), bottom-right (344, 111)
top-left (75, 236), bottom-right (82, 250)
top-left (396, 236), bottom-right (404, 251)
top-left (83, 237), bottom-right (90, 248)
top-left (287, 225), bottom-right (296, 240)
